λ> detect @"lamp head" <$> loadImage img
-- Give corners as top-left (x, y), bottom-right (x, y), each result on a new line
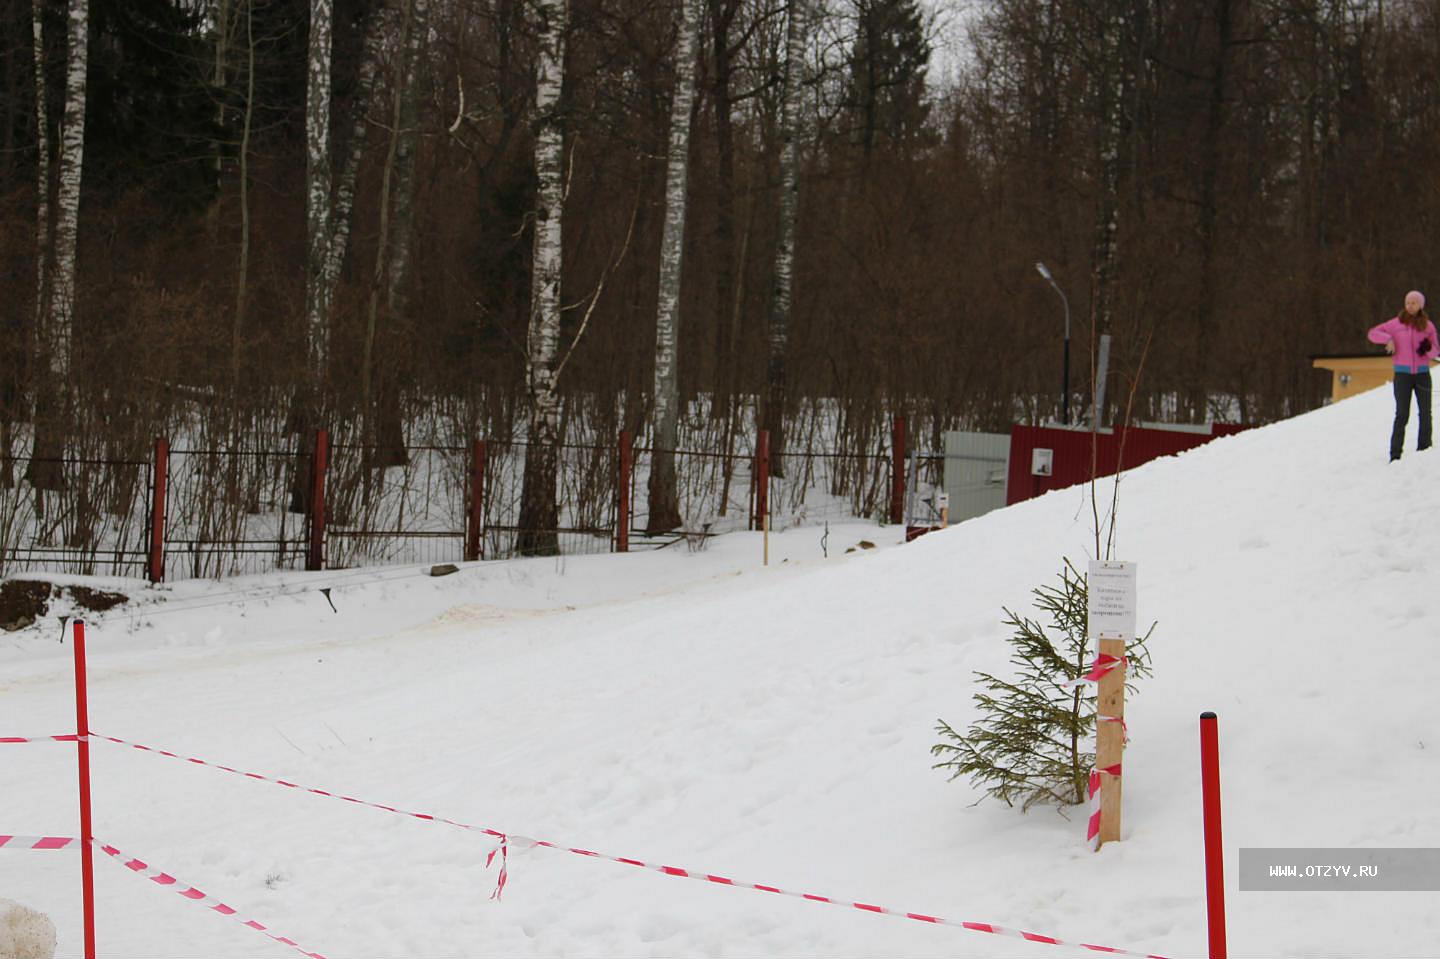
top-left (1035, 261), bottom-right (1052, 281)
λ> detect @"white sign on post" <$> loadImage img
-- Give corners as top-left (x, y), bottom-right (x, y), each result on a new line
top-left (1087, 561), bottom-right (1137, 640)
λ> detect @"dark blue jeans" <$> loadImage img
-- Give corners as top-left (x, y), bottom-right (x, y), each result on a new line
top-left (1392, 370), bottom-right (1432, 460)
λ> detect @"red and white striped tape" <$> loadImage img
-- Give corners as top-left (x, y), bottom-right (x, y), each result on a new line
top-left (1061, 653), bottom-right (1125, 689)
top-left (94, 840), bottom-right (328, 959)
top-left (0, 734), bottom-right (79, 743)
top-left (95, 733), bottom-right (1172, 958)
top-left (0, 835), bottom-right (80, 849)
top-left (503, 830), bottom-right (1169, 956)
top-left (92, 733), bottom-right (510, 845)
top-left (1086, 771), bottom-right (1102, 849)
top-left (1063, 655), bottom-right (1130, 849)
top-left (1085, 764), bottom-right (1123, 850)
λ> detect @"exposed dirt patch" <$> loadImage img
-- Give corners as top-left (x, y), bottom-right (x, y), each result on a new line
top-left (68, 585), bottom-right (128, 614)
top-left (0, 579), bottom-right (130, 631)
top-left (0, 580), bottom-right (54, 631)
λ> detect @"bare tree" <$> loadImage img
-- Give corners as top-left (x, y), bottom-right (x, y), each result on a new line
top-left (363, 0), bottom-right (426, 468)
top-left (304, 0), bottom-right (334, 407)
top-left (50, 0), bottom-right (86, 386)
top-left (1085, 0), bottom-right (1142, 427)
top-left (232, 0), bottom-right (256, 388)
top-left (707, 0), bottom-right (743, 420)
top-left (31, 0), bottom-right (50, 338)
top-left (1189, 0), bottom-right (1236, 422)
top-left (516, 0), bottom-right (569, 556)
top-left (328, 0), bottom-right (395, 307)
top-left (28, 0), bottom-right (87, 493)
top-left (646, 0), bottom-right (702, 534)
top-left (763, 0), bottom-right (804, 478)
top-left (208, 0), bottom-right (235, 235)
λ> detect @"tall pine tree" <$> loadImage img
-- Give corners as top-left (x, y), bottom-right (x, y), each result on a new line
top-left (844, 0), bottom-right (930, 157)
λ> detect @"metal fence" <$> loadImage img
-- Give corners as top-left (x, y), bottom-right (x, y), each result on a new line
top-left (1, 421), bottom-right (908, 582)
top-left (0, 452), bottom-right (152, 578)
top-left (162, 444), bottom-right (310, 579)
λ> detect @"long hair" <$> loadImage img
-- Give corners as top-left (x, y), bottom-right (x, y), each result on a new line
top-left (1402, 303), bottom-right (1430, 331)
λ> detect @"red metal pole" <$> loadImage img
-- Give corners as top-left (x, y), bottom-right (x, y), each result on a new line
top-left (755, 430), bottom-right (770, 530)
top-left (617, 431), bottom-right (632, 552)
top-left (74, 619), bottom-right (96, 959)
top-left (466, 440), bottom-right (487, 562)
top-left (147, 436), bottom-right (169, 584)
top-left (890, 416), bottom-right (906, 525)
top-left (1200, 711), bottom-right (1227, 959)
top-left (307, 429), bottom-right (329, 572)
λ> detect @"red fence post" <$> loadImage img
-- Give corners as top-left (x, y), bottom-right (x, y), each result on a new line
top-left (1200, 711), bottom-right (1227, 959)
top-left (307, 429), bottom-right (329, 572)
top-left (754, 430), bottom-right (770, 531)
top-left (466, 440), bottom-right (487, 562)
top-left (617, 430), bottom-right (632, 552)
top-left (147, 436), bottom-right (169, 584)
top-left (890, 416), bottom-right (906, 525)
top-left (73, 619), bottom-right (96, 959)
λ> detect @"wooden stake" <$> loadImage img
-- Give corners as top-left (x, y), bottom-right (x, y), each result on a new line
top-left (1096, 636), bottom-right (1125, 848)
top-left (763, 511), bottom-right (769, 566)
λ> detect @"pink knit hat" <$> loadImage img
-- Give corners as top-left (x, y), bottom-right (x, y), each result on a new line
top-left (1408, 290), bottom-right (1426, 309)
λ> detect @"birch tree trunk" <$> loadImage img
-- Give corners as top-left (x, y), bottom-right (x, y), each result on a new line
top-left (516, 0), bottom-right (568, 556)
top-left (28, 0), bottom-right (87, 493)
top-left (207, 0), bottom-right (232, 235)
top-left (52, 0), bottom-right (88, 381)
top-left (645, 0), bottom-right (701, 534)
top-left (32, 0), bottom-right (51, 337)
top-left (291, 0), bottom-right (333, 513)
top-left (303, 0), bottom-right (334, 405)
top-left (764, 0), bottom-right (804, 481)
top-left (327, 1), bottom-right (392, 316)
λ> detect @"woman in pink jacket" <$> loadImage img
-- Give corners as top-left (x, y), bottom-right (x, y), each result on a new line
top-left (1369, 290), bottom-right (1440, 461)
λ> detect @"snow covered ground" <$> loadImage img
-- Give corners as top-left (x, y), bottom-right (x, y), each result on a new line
top-left (3, 383), bottom-right (1438, 958)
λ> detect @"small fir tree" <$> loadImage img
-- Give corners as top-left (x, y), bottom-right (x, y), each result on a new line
top-left (931, 559), bottom-right (1152, 810)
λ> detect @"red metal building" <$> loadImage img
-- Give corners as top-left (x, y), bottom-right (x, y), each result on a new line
top-left (1005, 422), bottom-right (1248, 506)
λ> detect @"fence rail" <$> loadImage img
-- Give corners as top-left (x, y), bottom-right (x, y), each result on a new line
top-left (1, 421), bottom-right (912, 582)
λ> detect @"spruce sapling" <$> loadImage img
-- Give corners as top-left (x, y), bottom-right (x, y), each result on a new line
top-left (931, 559), bottom-right (1152, 810)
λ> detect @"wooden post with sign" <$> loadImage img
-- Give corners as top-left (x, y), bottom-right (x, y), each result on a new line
top-left (1088, 560), bottom-right (1136, 850)
top-left (1096, 635), bottom-right (1125, 845)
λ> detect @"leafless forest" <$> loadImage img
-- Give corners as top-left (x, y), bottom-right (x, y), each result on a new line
top-left (0, 0), bottom-right (1434, 566)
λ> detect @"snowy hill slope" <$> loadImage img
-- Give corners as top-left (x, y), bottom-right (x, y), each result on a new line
top-left (4, 384), bottom-right (1439, 958)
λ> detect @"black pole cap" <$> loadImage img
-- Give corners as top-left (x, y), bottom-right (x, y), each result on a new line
top-left (1200, 711), bottom-right (1217, 720)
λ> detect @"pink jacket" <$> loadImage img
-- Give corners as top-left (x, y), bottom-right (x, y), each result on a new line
top-left (1369, 316), bottom-right (1440, 372)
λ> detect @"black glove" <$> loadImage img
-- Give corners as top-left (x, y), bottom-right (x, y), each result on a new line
top-left (1422, 338), bottom-right (1433, 356)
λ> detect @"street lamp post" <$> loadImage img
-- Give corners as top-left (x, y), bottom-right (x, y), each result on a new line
top-left (1035, 261), bottom-right (1071, 425)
